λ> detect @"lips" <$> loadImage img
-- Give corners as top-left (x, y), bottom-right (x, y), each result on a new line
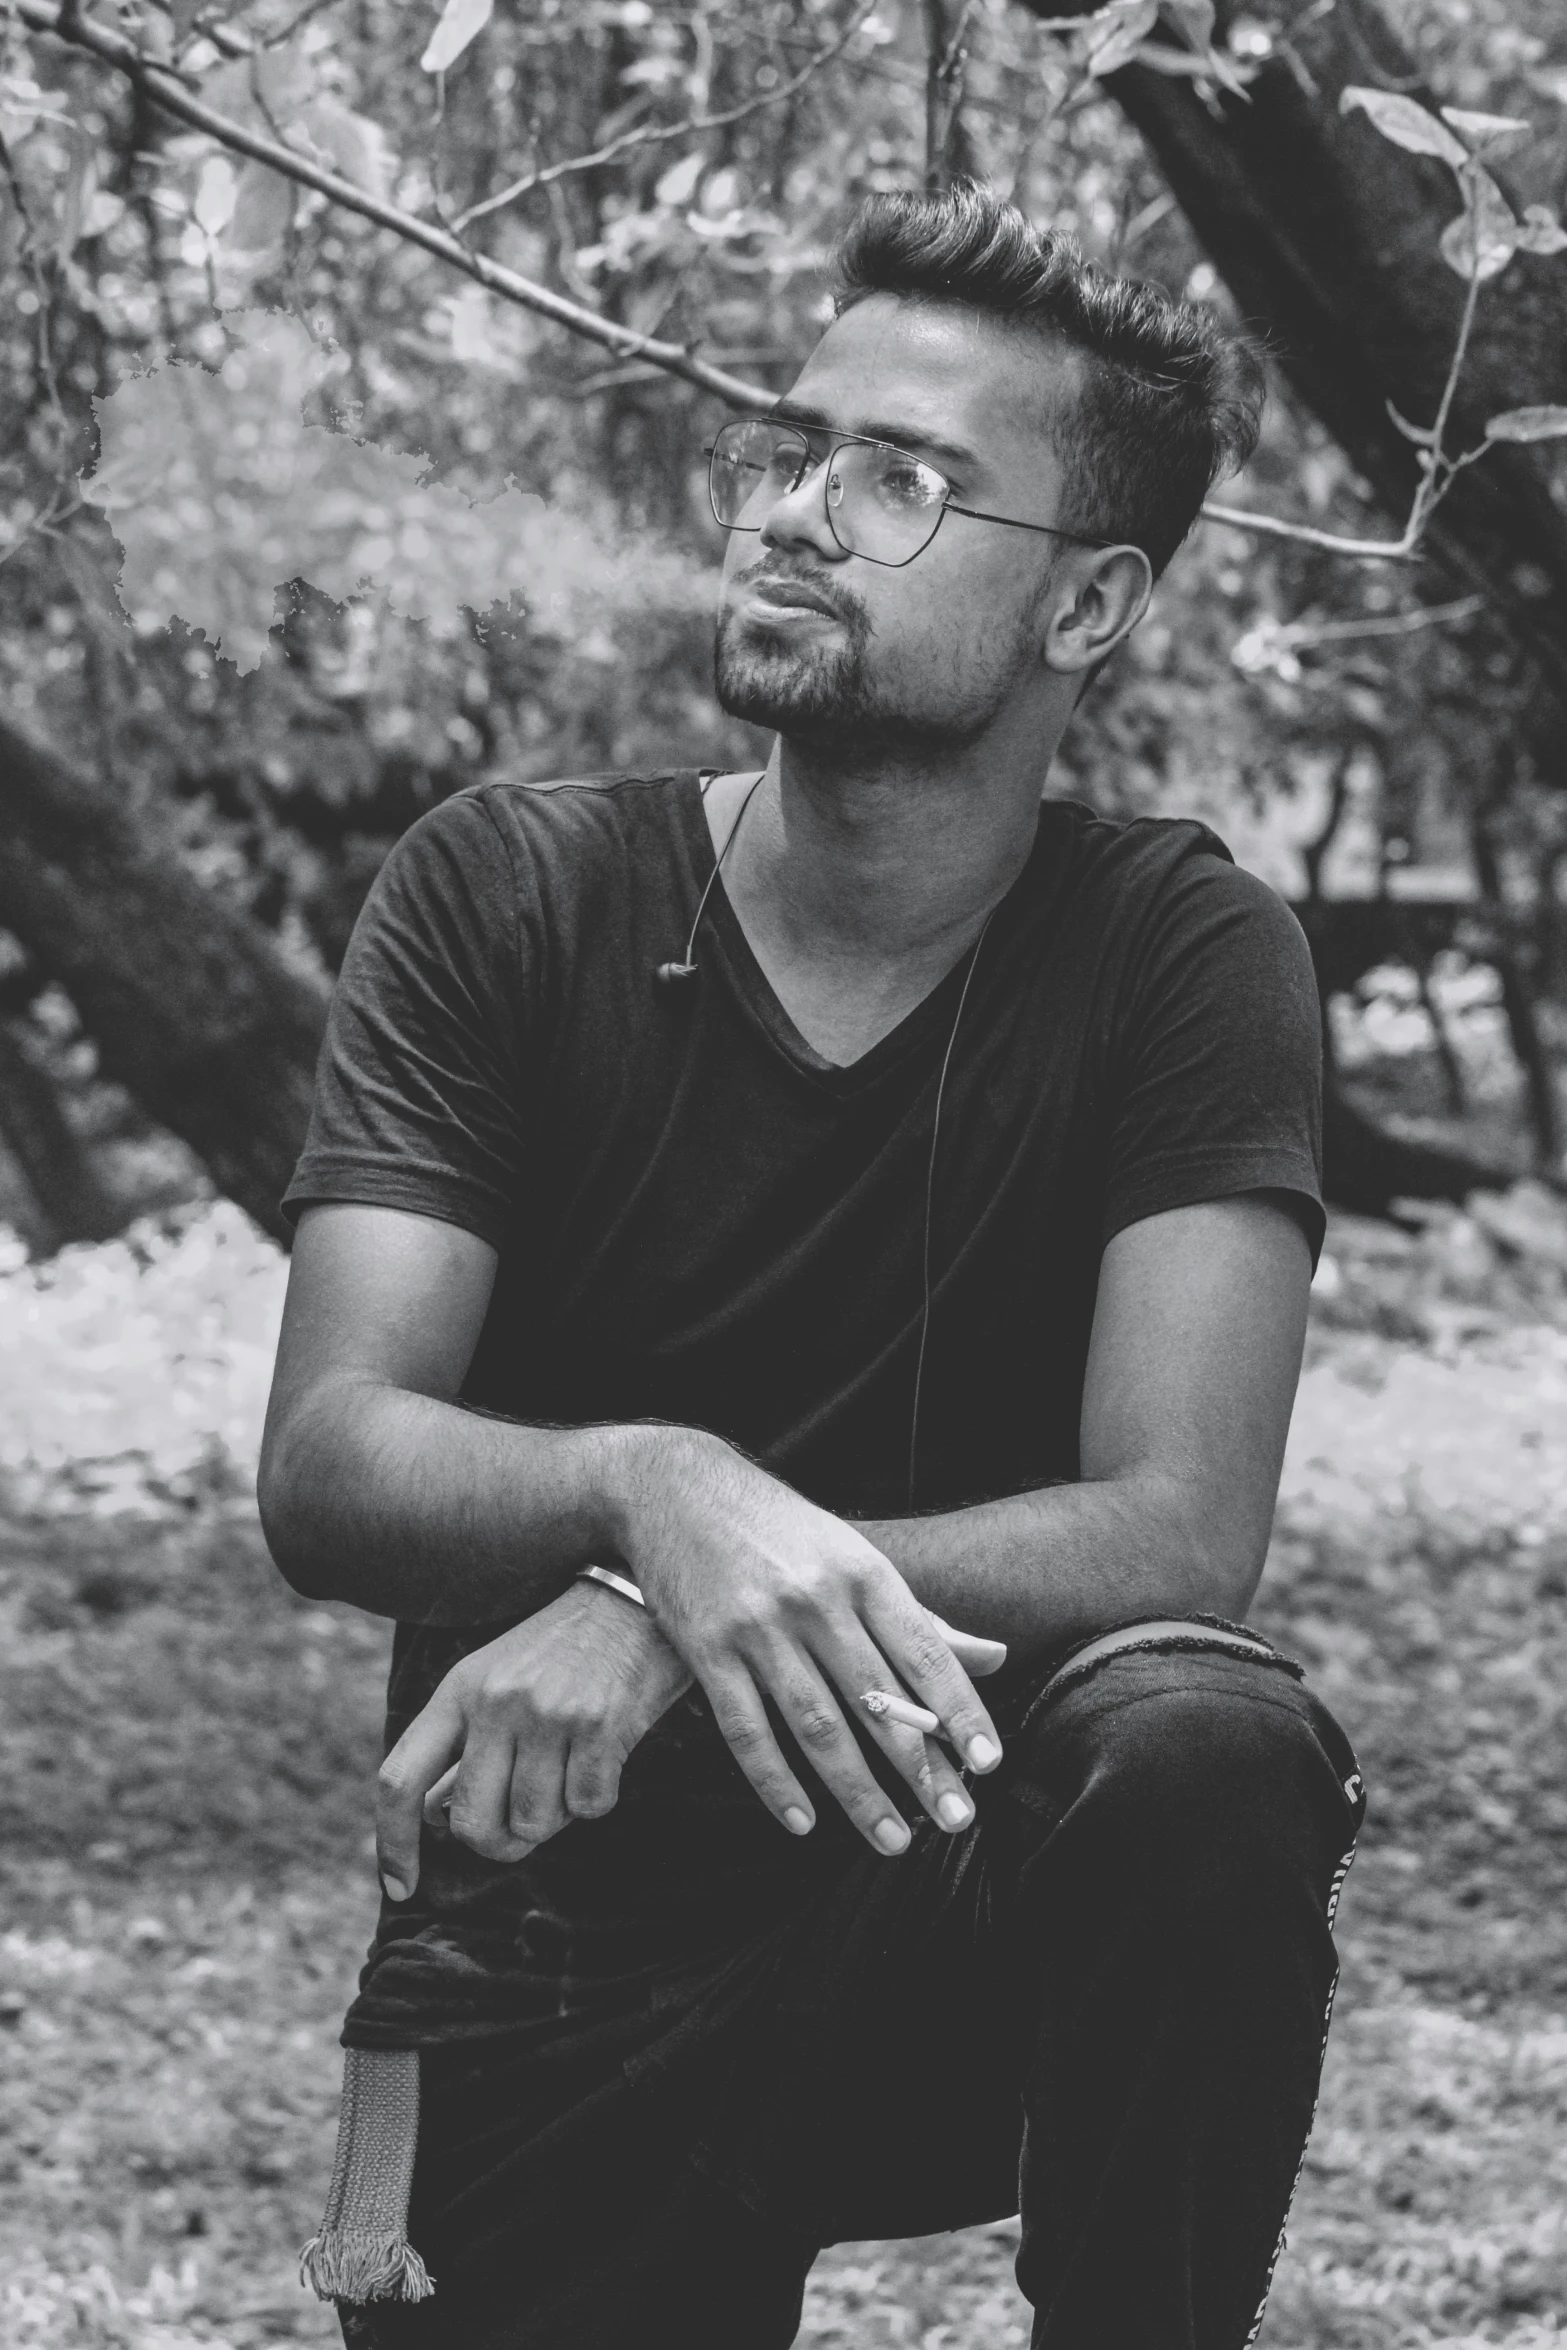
top-left (744, 576), bottom-right (844, 620)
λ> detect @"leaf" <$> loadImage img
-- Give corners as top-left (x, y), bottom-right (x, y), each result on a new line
top-left (200, 43), bottom-right (314, 135)
top-left (653, 149), bottom-right (704, 209)
top-left (1440, 106), bottom-right (1532, 157)
top-left (1483, 406), bottom-right (1567, 444)
top-left (226, 161), bottom-right (295, 257)
top-left (1130, 39), bottom-right (1253, 95)
top-left (1339, 86), bottom-right (1467, 169)
top-left (419, 0), bottom-right (494, 75)
top-left (1516, 204), bottom-right (1567, 257)
top-left (1083, 0), bottom-right (1161, 79)
top-left (83, 189), bottom-right (124, 237)
top-left (298, 97), bottom-right (394, 199)
top-left (192, 156), bottom-right (237, 239)
top-left (53, 134), bottom-right (96, 263)
top-left (1386, 400), bottom-right (1436, 447)
top-left (1158, 0), bottom-right (1214, 46)
top-left (1439, 167), bottom-right (1519, 281)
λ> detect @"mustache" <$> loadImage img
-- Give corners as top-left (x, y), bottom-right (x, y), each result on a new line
top-left (730, 558), bottom-right (866, 626)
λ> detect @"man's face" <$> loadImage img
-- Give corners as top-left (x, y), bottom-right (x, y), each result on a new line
top-left (714, 295), bottom-right (1083, 756)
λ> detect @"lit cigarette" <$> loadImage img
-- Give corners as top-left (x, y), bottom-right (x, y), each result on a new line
top-left (860, 1688), bottom-right (941, 1735)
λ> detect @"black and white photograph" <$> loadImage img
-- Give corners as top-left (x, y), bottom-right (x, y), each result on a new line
top-left (1, 0), bottom-right (1566, 2342)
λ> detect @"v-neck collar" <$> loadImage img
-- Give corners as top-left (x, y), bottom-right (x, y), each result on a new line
top-left (674, 769), bottom-right (1043, 1096)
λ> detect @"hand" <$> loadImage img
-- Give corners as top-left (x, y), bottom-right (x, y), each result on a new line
top-left (612, 1430), bottom-right (1007, 1857)
top-left (375, 1578), bottom-right (693, 1901)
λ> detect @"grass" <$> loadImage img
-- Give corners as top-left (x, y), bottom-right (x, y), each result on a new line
top-left (4, 1345), bottom-right (1567, 2345)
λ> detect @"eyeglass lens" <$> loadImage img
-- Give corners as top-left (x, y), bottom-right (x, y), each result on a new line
top-left (709, 420), bottom-right (949, 565)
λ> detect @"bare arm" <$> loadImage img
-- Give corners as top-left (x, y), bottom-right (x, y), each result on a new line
top-left (258, 1202), bottom-right (635, 1623)
top-left (261, 1200), bottom-right (1004, 1868)
top-left (855, 1193), bottom-right (1312, 1655)
top-left (268, 1191), bottom-right (1306, 1887)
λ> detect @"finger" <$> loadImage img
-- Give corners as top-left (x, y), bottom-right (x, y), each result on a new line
top-left (508, 1736), bottom-right (570, 1846)
top-left (564, 1733), bottom-right (628, 1824)
top-left (749, 1641), bottom-right (921, 1857)
top-left (927, 1613), bottom-right (1008, 1678)
top-left (447, 1727), bottom-right (536, 1863)
top-left (865, 1591), bottom-right (1003, 1773)
top-left (693, 1660), bottom-right (820, 1842)
top-left (818, 1634), bottom-right (978, 1834)
top-left (881, 1723), bottom-right (976, 1834)
top-left (376, 1689), bottom-right (466, 1902)
top-left (422, 1762), bottom-right (460, 1825)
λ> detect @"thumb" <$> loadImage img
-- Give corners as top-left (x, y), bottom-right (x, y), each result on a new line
top-left (376, 1689), bottom-right (465, 1904)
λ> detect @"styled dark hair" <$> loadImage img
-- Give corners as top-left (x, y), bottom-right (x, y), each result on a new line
top-left (832, 183), bottom-right (1264, 577)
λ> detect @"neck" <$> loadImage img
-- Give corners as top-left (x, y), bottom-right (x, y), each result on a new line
top-left (735, 702), bottom-right (1067, 966)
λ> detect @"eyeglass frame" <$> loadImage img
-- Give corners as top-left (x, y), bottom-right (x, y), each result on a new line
top-left (704, 415), bottom-right (1116, 569)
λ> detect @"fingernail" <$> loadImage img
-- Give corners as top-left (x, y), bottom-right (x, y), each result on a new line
top-left (783, 1806), bottom-right (813, 1836)
top-left (938, 1792), bottom-right (973, 1830)
top-left (967, 1735), bottom-right (1000, 1770)
top-left (874, 1817), bottom-right (911, 1855)
top-left (380, 1872), bottom-right (409, 1903)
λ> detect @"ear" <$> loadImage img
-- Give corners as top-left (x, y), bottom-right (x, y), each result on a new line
top-left (1040, 544), bottom-right (1153, 676)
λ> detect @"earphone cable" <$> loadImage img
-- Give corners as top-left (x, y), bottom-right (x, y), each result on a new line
top-left (674, 767), bottom-right (770, 974)
top-left (907, 905), bottom-right (996, 1513)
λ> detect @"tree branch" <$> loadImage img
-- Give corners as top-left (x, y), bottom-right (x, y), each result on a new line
top-left (15, 0), bottom-right (774, 409)
top-left (14, 0), bottom-right (1527, 572)
top-left (453, 0), bottom-right (880, 234)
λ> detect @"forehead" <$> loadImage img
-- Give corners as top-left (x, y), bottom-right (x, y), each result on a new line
top-left (783, 294), bottom-right (1075, 480)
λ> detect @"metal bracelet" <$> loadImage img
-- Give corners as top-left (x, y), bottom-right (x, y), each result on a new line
top-left (577, 1563), bottom-right (646, 1609)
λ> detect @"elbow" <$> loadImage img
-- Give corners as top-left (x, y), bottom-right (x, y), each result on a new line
top-left (1179, 1521), bottom-right (1268, 1624)
top-left (256, 1408), bottom-right (339, 1600)
top-left (1154, 1489), bottom-right (1268, 1624)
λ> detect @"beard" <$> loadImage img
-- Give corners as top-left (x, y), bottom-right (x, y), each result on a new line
top-left (713, 568), bottom-right (880, 746)
top-left (713, 559), bottom-right (1051, 759)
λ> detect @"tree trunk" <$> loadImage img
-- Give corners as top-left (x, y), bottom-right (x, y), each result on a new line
top-left (0, 716), bottom-right (328, 1245)
top-left (0, 1020), bottom-right (125, 1250)
top-left (1020, 0), bottom-right (1567, 704)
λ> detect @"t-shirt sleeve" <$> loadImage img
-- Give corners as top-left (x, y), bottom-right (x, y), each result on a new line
top-left (1101, 854), bottom-right (1324, 1263)
top-left (283, 790), bottom-right (529, 1248)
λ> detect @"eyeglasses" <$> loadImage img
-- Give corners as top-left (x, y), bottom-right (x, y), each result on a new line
top-left (706, 416), bottom-right (1113, 569)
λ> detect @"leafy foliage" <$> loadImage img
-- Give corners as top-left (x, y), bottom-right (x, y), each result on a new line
top-left (0, 0), bottom-right (1564, 1240)
top-left (82, 308), bottom-right (707, 672)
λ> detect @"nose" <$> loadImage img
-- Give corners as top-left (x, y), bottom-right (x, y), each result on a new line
top-left (759, 451), bottom-right (847, 562)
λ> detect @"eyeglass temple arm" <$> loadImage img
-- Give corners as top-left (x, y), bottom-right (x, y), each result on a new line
top-left (942, 501), bottom-right (1113, 550)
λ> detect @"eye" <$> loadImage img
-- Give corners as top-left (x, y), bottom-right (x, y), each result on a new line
top-left (874, 452), bottom-right (943, 510)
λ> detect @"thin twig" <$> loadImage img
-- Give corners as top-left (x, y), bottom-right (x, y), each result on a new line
top-left (18, 0), bottom-right (1517, 574)
top-left (1204, 176), bottom-right (1495, 563)
top-left (16, 0), bottom-right (772, 408)
top-left (1270, 594), bottom-right (1486, 650)
top-left (0, 121), bottom-right (71, 437)
top-left (453, 0), bottom-right (879, 234)
top-left (1200, 501), bottom-right (1419, 557)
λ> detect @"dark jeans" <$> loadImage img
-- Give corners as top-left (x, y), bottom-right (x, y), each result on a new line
top-left (340, 1628), bottom-right (1364, 2350)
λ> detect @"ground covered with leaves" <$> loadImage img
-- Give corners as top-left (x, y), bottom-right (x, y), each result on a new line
top-left (3, 1203), bottom-right (1567, 2346)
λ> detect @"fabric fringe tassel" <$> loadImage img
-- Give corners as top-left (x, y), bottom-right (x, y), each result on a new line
top-left (299, 2045), bottom-right (435, 2306)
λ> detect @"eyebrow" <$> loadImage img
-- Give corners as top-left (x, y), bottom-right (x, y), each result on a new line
top-left (767, 398), bottom-right (980, 479)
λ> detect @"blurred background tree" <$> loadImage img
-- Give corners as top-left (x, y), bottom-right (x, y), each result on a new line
top-left (0, 0), bottom-right (1564, 1246)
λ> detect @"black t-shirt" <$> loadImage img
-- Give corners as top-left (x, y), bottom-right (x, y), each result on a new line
top-left (283, 768), bottom-right (1323, 2043)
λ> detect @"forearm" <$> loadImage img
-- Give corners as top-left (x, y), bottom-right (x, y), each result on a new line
top-left (857, 1473), bottom-right (1266, 1665)
top-left (259, 1376), bottom-right (650, 1624)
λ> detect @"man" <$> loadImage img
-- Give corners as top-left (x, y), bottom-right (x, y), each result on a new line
top-left (262, 182), bottom-right (1364, 2349)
